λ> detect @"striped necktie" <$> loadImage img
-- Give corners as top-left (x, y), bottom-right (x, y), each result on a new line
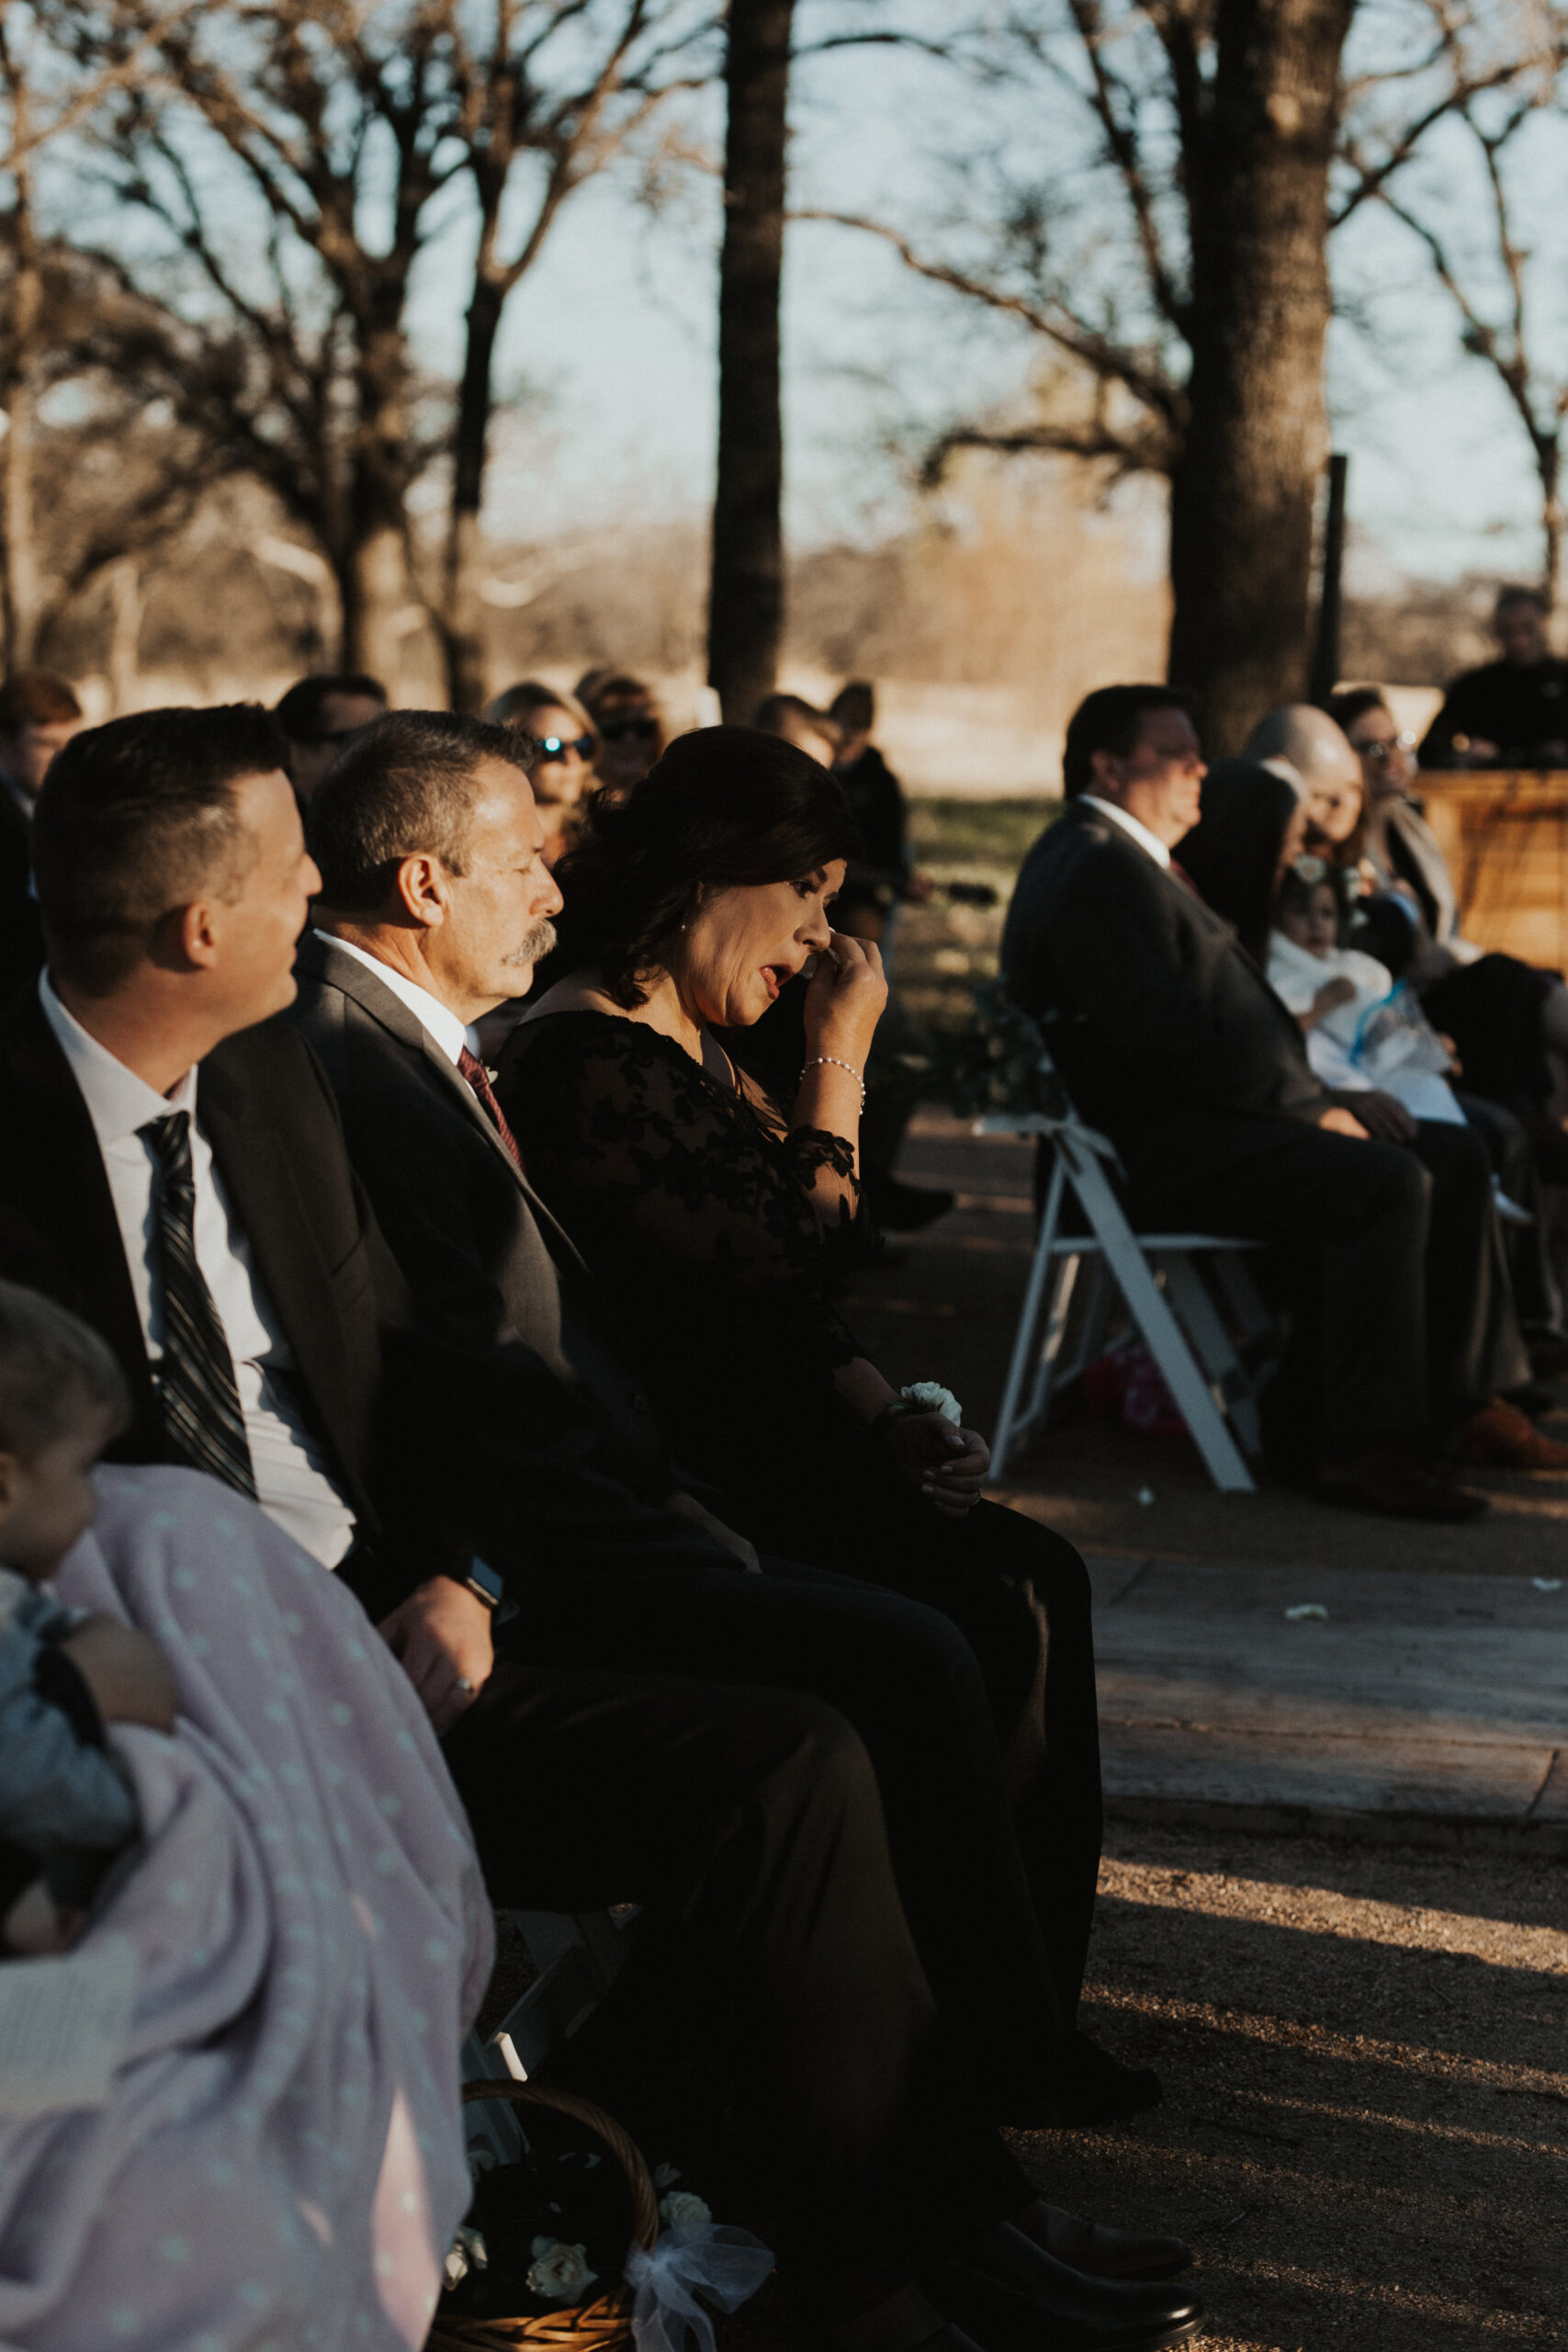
top-left (457, 1046), bottom-right (523, 1170)
top-left (138, 1111), bottom-right (257, 1498)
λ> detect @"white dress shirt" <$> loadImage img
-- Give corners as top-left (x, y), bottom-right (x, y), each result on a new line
top-left (319, 933), bottom-right (479, 1066)
top-left (1079, 793), bottom-right (1173, 871)
top-left (39, 975), bottom-right (357, 1568)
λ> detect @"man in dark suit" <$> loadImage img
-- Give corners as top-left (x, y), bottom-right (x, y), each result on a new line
top-left (2, 699), bottom-right (1202, 2347)
top-left (1003, 684), bottom-right (1543, 1521)
top-left (288, 709), bottom-right (1161, 2147)
top-left (0, 671), bottom-right (81, 1003)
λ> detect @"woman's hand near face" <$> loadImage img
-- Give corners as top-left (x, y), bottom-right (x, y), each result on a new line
top-left (803, 930), bottom-right (887, 1068)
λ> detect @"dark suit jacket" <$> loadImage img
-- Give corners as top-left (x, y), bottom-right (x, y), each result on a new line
top-left (282, 933), bottom-right (733, 1595)
top-left (0, 789), bottom-right (45, 1007)
top-left (1000, 797), bottom-right (1333, 1197)
top-left (0, 980), bottom-right (435, 1614)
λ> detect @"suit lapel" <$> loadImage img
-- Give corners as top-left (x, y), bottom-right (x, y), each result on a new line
top-left (0, 989), bottom-right (161, 1438)
top-left (298, 933), bottom-right (603, 1282)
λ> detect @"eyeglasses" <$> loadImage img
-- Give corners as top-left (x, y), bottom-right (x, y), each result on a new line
top-left (1354, 732), bottom-right (1416, 762)
top-left (599, 715), bottom-right (659, 744)
top-left (530, 733), bottom-right (596, 764)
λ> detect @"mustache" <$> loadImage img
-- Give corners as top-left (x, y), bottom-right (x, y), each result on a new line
top-left (504, 918), bottom-right (558, 969)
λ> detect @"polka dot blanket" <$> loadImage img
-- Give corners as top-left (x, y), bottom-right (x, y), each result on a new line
top-left (0, 1465), bottom-right (494, 2351)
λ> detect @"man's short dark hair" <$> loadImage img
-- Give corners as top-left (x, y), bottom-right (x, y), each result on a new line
top-left (307, 709), bottom-right (533, 913)
top-left (274, 673), bottom-right (388, 742)
top-left (0, 671), bottom-right (82, 737)
top-left (32, 704), bottom-right (290, 996)
top-left (1061, 684), bottom-right (1200, 799)
top-left (1494, 584), bottom-right (1549, 624)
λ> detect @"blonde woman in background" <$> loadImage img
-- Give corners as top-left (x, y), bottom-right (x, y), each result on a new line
top-left (484, 678), bottom-right (599, 868)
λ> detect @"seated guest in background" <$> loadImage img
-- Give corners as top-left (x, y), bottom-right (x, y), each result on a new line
top-left (753, 688), bottom-right (840, 766)
top-left (1324, 685), bottom-right (1568, 1133)
top-left (484, 678), bottom-right (599, 867)
top-left (502, 724), bottom-right (1105, 2034)
top-left (576, 667), bottom-right (666, 801)
top-left (0, 670), bottom-right (81, 1002)
top-left (273, 670), bottom-right (388, 806)
top-left (1419, 584), bottom-right (1568, 770)
top-left (1003, 684), bottom-right (1552, 1521)
top-left (1269, 864), bottom-right (1471, 1130)
top-left (755, 690), bottom-right (952, 1230)
top-left (829, 678), bottom-right (917, 944)
top-left (3, 707), bottom-right (1202, 2335)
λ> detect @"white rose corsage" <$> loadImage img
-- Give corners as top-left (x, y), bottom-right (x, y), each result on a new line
top-left (899, 1382), bottom-right (963, 1425)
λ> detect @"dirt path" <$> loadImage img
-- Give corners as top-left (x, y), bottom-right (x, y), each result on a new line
top-left (728, 1824), bottom-right (1568, 2350)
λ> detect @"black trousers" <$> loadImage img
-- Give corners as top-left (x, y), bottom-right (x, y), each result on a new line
top-left (518, 1556), bottom-right (1070, 2120)
top-left (1134, 1118), bottom-right (1529, 1451)
top-left (444, 1660), bottom-right (1029, 2302)
top-left (1459, 1091), bottom-right (1565, 1342)
top-left (728, 1455), bottom-right (1102, 2026)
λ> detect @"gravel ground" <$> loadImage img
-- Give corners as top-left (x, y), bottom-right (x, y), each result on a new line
top-left (725, 1823), bottom-right (1568, 2351)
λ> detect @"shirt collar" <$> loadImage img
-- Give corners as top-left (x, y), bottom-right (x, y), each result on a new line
top-left (1079, 795), bottom-right (1173, 870)
top-left (39, 970), bottom-right (198, 1147)
top-left (317, 932), bottom-right (479, 1067)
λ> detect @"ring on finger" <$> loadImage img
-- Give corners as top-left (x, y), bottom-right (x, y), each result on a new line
top-left (455, 1676), bottom-right (476, 1695)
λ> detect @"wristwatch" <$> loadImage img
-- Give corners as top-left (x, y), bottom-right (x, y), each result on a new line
top-left (462, 1555), bottom-right (505, 1612)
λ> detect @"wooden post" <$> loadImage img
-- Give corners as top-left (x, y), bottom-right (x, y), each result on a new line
top-left (1309, 451), bottom-right (1348, 707)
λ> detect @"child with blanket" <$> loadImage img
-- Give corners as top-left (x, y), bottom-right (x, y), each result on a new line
top-left (0, 1283), bottom-right (175, 1956)
top-left (1268, 862), bottom-right (1467, 1125)
top-left (0, 1277), bottom-right (490, 2352)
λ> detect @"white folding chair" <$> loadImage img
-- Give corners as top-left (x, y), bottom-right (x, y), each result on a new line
top-left (977, 1080), bottom-right (1273, 1493)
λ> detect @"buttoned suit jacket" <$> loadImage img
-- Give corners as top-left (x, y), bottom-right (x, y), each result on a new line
top-left (1000, 797), bottom-right (1336, 1199)
top-left (282, 933), bottom-right (733, 1596)
top-left (0, 980), bottom-right (439, 1613)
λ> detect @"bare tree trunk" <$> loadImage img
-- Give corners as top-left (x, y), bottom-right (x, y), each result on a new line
top-left (346, 300), bottom-right (421, 685)
top-left (443, 277), bottom-right (503, 713)
top-left (1167, 0), bottom-right (1356, 753)
top-left (707, 0), bottom-right (793, 725)
top-left (1538, 434), bottom-right (1561, 611)
top-left (1, 144), bottom-right (44, 669)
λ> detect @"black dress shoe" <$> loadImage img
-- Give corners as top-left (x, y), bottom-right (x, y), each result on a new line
top-left (1020, 2199), bottom-right (1192, 2281)
top-left (935, 2225), bottom-right (1203, 2351)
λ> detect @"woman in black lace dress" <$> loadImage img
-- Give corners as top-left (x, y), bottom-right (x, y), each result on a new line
top-left (497, 727), bottom-right (1109, 2032)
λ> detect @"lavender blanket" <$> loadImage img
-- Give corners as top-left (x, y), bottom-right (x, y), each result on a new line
top-left (0, 1466), bottom-right (494, 2352)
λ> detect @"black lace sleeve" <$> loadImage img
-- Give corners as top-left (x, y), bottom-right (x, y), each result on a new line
top-left (507, 1014), bottom-right (868, 1366)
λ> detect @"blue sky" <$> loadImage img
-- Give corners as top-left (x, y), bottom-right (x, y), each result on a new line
top-left (463, 15), bottom-right (1568, 590)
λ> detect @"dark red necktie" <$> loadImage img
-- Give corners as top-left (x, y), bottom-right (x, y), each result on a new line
top-left (457, 1046), bottom-right (522, 1169)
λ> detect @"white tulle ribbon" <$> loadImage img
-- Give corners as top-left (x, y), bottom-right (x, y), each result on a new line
top-left (625, 2222), bottom-right (774, 2352)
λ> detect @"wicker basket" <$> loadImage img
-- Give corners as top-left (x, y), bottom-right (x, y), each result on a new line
top-left (425, 2080), bottom-right (660, 2351)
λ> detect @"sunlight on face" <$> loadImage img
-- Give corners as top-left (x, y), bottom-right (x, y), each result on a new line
top-left (431, 757), bottom-right (564, 1015)
top-left (672, 861), bottom-right (848, 1029)
top-left (1304, 772), bottom-right (1361, 845)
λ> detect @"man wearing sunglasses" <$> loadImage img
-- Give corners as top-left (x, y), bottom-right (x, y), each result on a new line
top-left (274, 673), bottom-right (388, 808)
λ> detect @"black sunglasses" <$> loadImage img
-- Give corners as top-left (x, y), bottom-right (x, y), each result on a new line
top-left (600, 715), bottom-right (659, 744)
top-left (530, 732), bottom-right (596, 764)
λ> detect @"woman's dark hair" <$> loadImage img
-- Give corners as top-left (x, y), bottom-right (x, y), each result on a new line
top-left (1174, 758), bottom-right (1303, 967)
top-left (1325, 685), bottom-right (1389, 738)
top-left (552, 725), bottom-right (863, 1008)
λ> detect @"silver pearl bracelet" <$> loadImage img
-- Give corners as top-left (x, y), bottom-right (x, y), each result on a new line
top-left (800, 1055), bottom-right (866, 1110)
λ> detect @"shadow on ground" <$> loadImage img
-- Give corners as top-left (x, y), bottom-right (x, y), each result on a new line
top-left (727, 1826), bottom-right (1568, 2352)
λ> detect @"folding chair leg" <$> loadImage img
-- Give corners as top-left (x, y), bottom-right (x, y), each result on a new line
top-left (1068, 1156), bottom-right (1255, 1491)
top-left (1018, 1250), bottom-right (1083, 1447)
top-left (1153, 1251), bottom-right (1260, 1453)
top-left (990, 1154), bottom-right (1066, 1482)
